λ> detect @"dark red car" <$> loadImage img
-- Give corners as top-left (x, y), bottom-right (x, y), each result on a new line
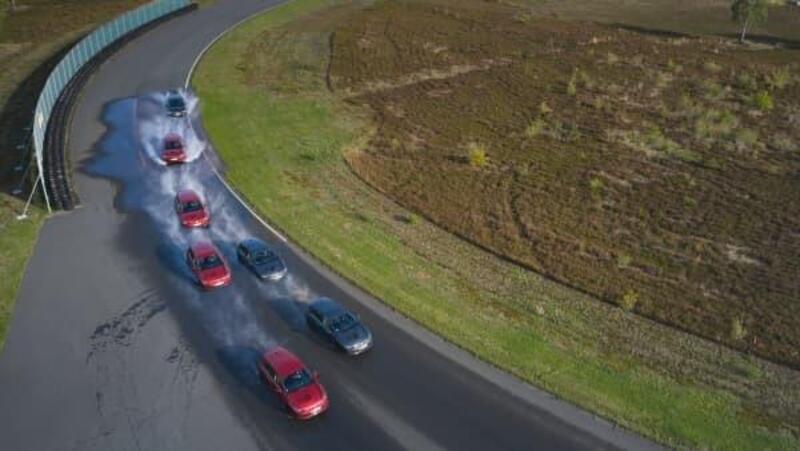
top-left (186, 242), bottom-right (231, 289)
top-left (258, 347), bottom-right (329, 420)
top-left (162, 133), bottom-right (186, 164)
top-left (175, 189), bottom-right (210, 228)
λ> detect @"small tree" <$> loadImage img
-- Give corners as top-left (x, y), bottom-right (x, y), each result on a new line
top-left (731, 0), bottom-right (770, 43)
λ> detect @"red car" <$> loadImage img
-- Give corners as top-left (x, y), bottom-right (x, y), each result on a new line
top-left (175, 189), bottom-right (210, 228)
top-left (185, 242), bottom-right (231, 289)
top-left (258, 347), bottom-right (329, 420)
top-left (162, 133), bottom-right (186, 164)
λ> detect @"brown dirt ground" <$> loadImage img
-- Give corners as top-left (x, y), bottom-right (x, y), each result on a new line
top-left (329, 0), bottom-right (800, 368)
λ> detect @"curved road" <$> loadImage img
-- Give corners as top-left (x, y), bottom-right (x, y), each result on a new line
top-left (0, 2), bottom-right (658, 450)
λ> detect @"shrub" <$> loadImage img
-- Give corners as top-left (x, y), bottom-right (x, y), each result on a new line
top-left (700, 79), bottom-right (726, 101)
top-left (735, 128), bottom-right (759, 147)
top-left (771, 134), bottom-right (796, 152)
top-left (567, 70), bottom-right (578, 96)
top-left (592, 96), bottom-right (608, 110)
top-left (617, 254), bottom-right (633, 269)
top-left (539, 101), bottom-right (552, 115)
top-left (525, 118), bottom-right (546, 138)
top-left (467, 142), bottom-right (489, 167)
top-left (703, 61), bottom-right (722, 73)
top-left (751, 90), bottom-right (774, 111)
top-left (407, 213), bottom-right (420, 225)
top-left (589, 177), bottom-right (604, 196)
top-left (654, 71), bottom-right (672, 90)
top-left (666, 58), bottom-right (683, 73)
top-left (551, 120), bottom-right (580, 142)
top-left (735, 71), bottom-right (759, 92)
top-left (578, 69), bottom-right (594, 89)
top-left (731, 317), bottom-right (747, 341)
top-left (619, 290), bottom-right (639, 311)
top-left (605, 52), bottom-right (619, 65)
top-left (694, 109), bottom-right (738, 140)
top-left (766, 66), bottom-right (792, 91)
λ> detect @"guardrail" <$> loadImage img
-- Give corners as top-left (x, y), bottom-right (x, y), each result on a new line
top-left (27, 0), bottom-right (191, 213)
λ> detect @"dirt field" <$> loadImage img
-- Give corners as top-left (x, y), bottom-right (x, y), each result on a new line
top-left (329, 0), bottom-right (800, 368)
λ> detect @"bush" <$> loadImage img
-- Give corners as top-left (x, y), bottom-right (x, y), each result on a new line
top-left (752, 90), bottom-right (774, 111)
top-left (771, 134), bottom-right (796, 152)
top-left (605, 52), bottom-right (619, 65)
top-left (703, 61), bottom-right (722, 73)
top-left (766, 66), bottom-right (792, 91)
top-left (539, 101), bottom-right (552, 115)
top-left (617, 254), bottom-right (632, 269)
top-left (735, 128), bottom-right (759, 147)
top-left (578, 69), bottom-right (594, 90)
top-left (566, 70), bottom-right (578, 96)
top-left (731, 317), bottom-right (747, 341)
top-left (619, 290), bottom-right (639, 311)
top-left (735, 71), bottom-right (759, 92)
top-left (525, 118), bottom-right (546, 138)
top-left (694, 109), bottom-right (738, 140)
top-left (666, 58), bottom-right (682, 73)
top-left (467, 143), bottom-right (488, 167)
top-left (700, 79), bottom-right (726, 101)
top-left (589, 177), bottom-right (604, 197)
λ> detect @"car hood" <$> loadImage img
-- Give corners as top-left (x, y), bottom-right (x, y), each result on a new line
top-left (254, 259), bottom-right (285, 277)
top-left (333, 324), bottom-right (370, 348)
top-left (286, 383), bottom-right (325, 411)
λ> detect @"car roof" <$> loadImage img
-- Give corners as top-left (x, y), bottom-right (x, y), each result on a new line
top-left (239, 238), bottom-right (270, 251)
top-left (262, 347), bottom-right (305, 377)
top-left (190, 241), bottom-right (218, 257)
top-left (310, 298), bottom-right (347, 317)
top-left (177, 189), bottom-right (200, 202)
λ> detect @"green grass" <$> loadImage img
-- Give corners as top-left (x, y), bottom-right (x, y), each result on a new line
top-left (193, 0), bottom-right (799, 448)
top-left (0, 195), bottom-right (43, 349)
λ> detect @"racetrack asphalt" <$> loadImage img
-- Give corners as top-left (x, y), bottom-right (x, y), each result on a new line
top-left (0, 1), bottom-right (662, 450)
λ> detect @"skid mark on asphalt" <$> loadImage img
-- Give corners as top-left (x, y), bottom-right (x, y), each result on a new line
top-left (87, 293), bottom-right (166, 362)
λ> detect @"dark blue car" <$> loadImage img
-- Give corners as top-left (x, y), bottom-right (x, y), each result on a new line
top-left (165, 90), bottom-right (186, 117)
top-left (236, 238), bottom-right (287, 281)
top-left (306, 298), bottom-right (372, 356)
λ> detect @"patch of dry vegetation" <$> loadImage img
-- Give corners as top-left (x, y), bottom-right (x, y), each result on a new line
top-left (330, 1), bottom-right (800, 369)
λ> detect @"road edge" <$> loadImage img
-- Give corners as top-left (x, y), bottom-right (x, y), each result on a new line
top-left (185, 4), bottom-right (664, 450)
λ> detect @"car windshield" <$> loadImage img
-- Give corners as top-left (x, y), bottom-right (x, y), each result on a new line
top-left (167, 97), bottom-right (185, 109)
top-left (183, 200), bottom-right (203, 212)
top-left (252, 249), bottom-right (277, 264)
top-left (198, 254), bottom-right (222, 270)
top-left (282, 369), bottom-right (312, 392)
top-left (165, 139), bottom-right (182, 150)
top-left (326, 313), bottom-right (357, 333)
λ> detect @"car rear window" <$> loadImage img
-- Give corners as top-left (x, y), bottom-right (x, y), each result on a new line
top-left (183, 200), bottom-right (203, 212)
top-left (199, 254), bottom-right (222, 270)
top-left (165, 139), bottom-right (182, 150)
